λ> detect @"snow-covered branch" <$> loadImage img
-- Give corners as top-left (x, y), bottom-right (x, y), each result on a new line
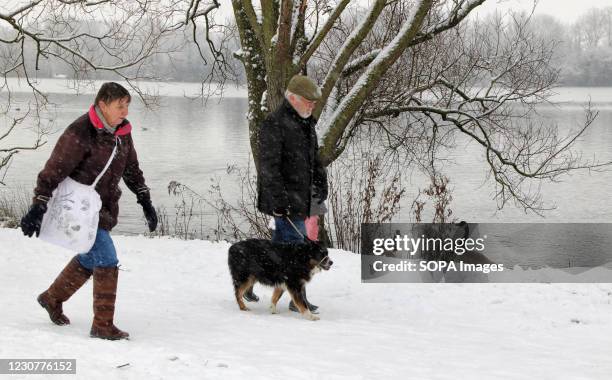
top-left (341, 49), bottom-right (381, 77)
top-left (331, 7), bottom-right (609, 212)
top-left (409, 0), bottom-right (487, 47)
top-left (319, 0), bottom-right (434, 165)
top-left (316, 0), bottom-right (387, 119)
top-left (239, 0), bottom-right (265, 47)
top-left (332, 0), bottom-right (488, 79)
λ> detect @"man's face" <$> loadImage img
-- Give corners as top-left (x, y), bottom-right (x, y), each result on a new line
top-left (289, 93), bottom-right (317, 118)
top-left (99, 97), bottom-right (130, 127)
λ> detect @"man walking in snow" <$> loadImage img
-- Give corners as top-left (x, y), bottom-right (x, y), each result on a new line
top-left (254, 74), bottom-right (328, 313)
top-left (20, 82), bottom-right (157, 340)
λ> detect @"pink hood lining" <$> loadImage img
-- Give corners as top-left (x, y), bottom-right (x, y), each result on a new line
top-left (88, 105), bottom-right (132, 136)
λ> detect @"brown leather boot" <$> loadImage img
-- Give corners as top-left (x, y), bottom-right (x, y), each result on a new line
top-left (37, 256), bottom-right (92, 325)
top-left (90, 267), bottom-right (129, 340)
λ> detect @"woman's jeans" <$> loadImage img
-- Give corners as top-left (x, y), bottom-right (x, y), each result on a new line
top-left (77, 229), bottom-right (118, 270)
top-left (272, 217), bottom-right (307, 243)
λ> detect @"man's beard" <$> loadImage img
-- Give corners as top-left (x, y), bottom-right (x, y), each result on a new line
top-left (297, 110), bottom-right (312, 118)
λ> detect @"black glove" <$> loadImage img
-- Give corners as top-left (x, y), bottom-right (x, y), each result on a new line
top-left (21, 203), bottom-right (48, 237)
top-left (272, 207), bottom-right (290, 217)
top-left (137, 194), bottom-right (158, 232)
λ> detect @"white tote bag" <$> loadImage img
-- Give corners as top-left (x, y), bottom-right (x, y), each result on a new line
top-left (39, 141), bottom-right (117, 252)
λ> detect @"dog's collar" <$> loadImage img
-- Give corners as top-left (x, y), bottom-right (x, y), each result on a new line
top-left (317, 256), bottom-right (331, 268)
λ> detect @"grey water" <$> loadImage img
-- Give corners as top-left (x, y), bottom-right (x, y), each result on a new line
top-left (1, 84), bottom-right (612, 266)
top-left (1, 92), bottom-right (253, 236)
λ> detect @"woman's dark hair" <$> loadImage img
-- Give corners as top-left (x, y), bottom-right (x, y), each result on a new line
top-left (94, 82), bottom-right (131, 106)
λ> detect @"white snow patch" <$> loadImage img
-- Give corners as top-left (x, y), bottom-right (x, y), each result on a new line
top-left (317, 85), bottom-right (339, 143)
top-left (290, 1), bottom-right (301, 43)
top-left (254, 4), bottom-right (263, 25)
top-left (260, 90), bottom-right (268, 112)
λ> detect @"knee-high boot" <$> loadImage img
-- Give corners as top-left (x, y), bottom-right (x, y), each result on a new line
top-left (89, 267), bottom-right (129, 340)
top-left (37, 256), bottom-right (92, 325)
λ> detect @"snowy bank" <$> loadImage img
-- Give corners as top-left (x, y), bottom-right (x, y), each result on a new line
top-left (0, 228), bottom-right (611, 379)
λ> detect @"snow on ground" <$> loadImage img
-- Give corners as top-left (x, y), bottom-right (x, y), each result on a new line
top-left (1, 227), bottom-right (611, 380)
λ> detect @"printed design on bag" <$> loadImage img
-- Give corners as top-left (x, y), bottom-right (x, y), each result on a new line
top-left (46, 192), bottom-right (73, 228)
top-left (61, 199), bottom-right (75, 210)
top-left (40, 169), bottom-right (106, 252)
top-left (46, 190), bottom-right (88, 241)
top-left (81, 198), bottom-right (90, 211)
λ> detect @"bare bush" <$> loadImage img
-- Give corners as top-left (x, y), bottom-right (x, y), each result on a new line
top-left (160, 163), bottom-right (270, 242)
top-left (327, 139), bottom-right (406, 253)
top-left (166, 181), bottom-right (206, 240)
top-left (205, 164), bottom-right (271, 241)
top-left (0, 185), bottom-right (30, 228)
top-left (412, 174), bottom-right (455, 224)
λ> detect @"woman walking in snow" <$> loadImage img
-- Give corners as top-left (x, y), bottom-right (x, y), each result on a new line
top-left (20, 82), bottom-right (157, 340)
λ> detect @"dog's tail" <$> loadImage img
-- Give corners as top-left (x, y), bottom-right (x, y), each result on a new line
top-left (228, 243), bottom-right (243, 258)
top-left (227, 243), bottom-right (247, 271)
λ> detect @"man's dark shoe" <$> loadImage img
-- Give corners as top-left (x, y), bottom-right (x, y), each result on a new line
top-left (243, 286), bottom-right (259, 302)
top-left (289, 287), bottom-right (319, 314)
top-left (289, 300), bottom-right (319, 314)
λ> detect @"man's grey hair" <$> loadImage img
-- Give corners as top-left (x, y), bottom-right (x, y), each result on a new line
top-left (285, 90), bottom-right (311, 104)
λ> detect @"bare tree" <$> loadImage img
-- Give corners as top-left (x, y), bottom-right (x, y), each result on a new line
top-left (1, 0), bottom-right (610, 215)
top-left (315, 6), bottom-right (609, 213)
top-left (185, 0), bottom-right (608, 213)
top-left (576, 8), bottom-right (607, 49)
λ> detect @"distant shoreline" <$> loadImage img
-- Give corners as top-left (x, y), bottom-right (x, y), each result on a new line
top-left (2, 78), bottom-right (612, 105)
top-left (0, 77), bottom-right (248, 99)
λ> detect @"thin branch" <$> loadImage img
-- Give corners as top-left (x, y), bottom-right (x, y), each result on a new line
top-left (295, 0), bottom-right (351, 71)
top-left (338, 0), bottom-right (488, 76)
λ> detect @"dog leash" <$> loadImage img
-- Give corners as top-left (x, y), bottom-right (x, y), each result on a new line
top-left (284, 216), bottom-right (308, 241)
top-left (284, 216), bottom-right (331, 268)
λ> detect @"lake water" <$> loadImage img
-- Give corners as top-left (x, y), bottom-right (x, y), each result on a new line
top-left (1, 80), bottom-right (611, 240)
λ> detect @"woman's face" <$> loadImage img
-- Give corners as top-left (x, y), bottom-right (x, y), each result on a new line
top-left (99, 97), bottom-right (130, 127)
